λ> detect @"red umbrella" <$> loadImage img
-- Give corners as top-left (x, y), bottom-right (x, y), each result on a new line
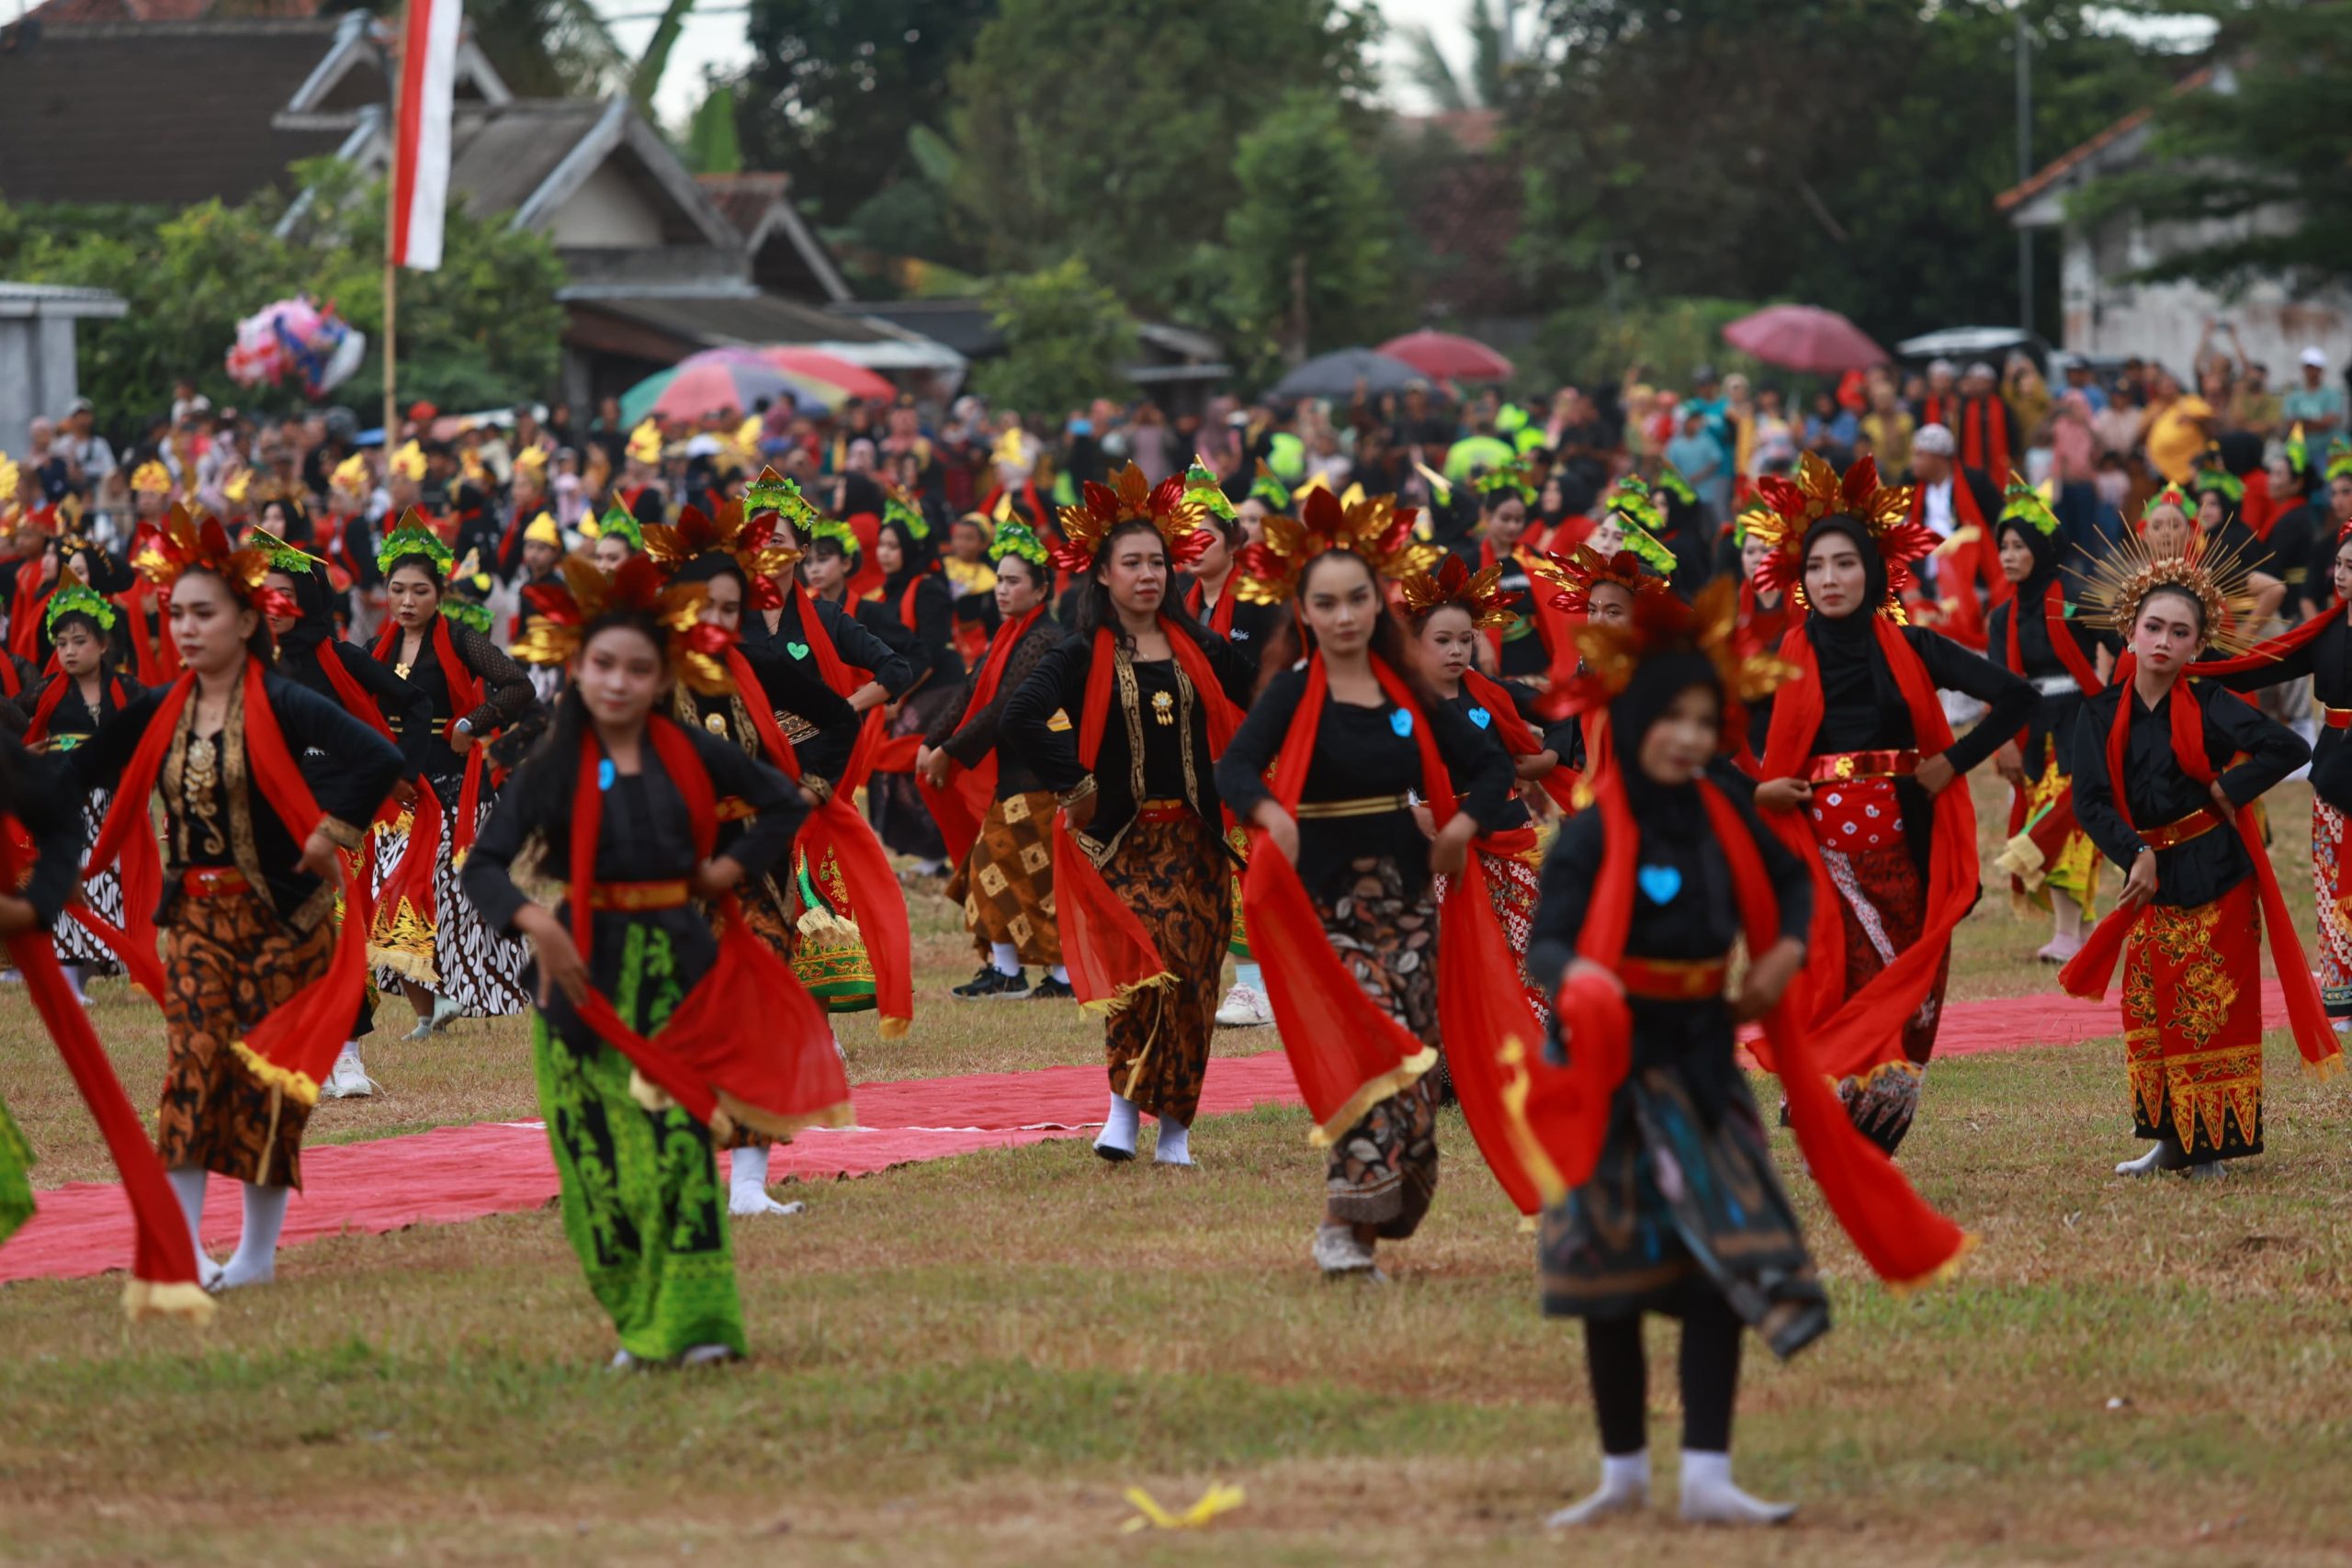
top-left (757, 347), bottom-right (896, 402)
top-left (1721, 306), bottom-right (1889, 374)
top-left (1377, 330), bottom-right (1515, 383)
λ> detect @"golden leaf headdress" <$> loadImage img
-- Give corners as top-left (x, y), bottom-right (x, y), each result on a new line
top-left (132, 503), bottom-right (279, 611)
top-left (1050, 461), bottom-right (1208, 574)
top-left (1552, 577), bottom-right (1797, 716)
top-left (1396, 555), bottom-right (1521, 631)
top-left (1235, 486), bottom-right (1440, 606)
top-left (642, 500), bottom-right (802, 611)
top-left (2075, 527), bottom-right (2263, 658)
top-left (1528, 543), bottom-right (1675, 616)
top-left (511, 552), bottom-right (735, 696)
top-left (1745, 452), bottom-right (1928, 615)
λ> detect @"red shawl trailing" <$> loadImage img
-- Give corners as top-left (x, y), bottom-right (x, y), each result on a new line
top-left (83, 658), bottom-right (379, 1103)
top-left (1241, 653), bottom-right (1535, 1160)
top-left (1463, 667), bottom-right (1578, 814)
top-left (1056, 621), bottom-right (1240, 1013)
top-left (2058, 655), bottom-right (2342, 1077)
top-left (1184, 577), bottom-right (1238, 638)
top-left (374, 613), bottom-right (492, 856)
top-left (7, 568), bottom-right (51, 662)
top-left (24, 671), bottom-right (131, 750)
top-left (1758, 615), bottom-right (1981, 1082)
top-left (112, 577), bottom-right (182, 685)
top-left (918, 604), bottom-right (1042, 865)
top-left (1506, 761), bottom-right (1974, 1289)
top-left (1996, 582), bottom-right (2105, 877)
top-left (1907, 478), bottom-right (2005, 650)
top-left (719, 646), bottom-right (913, 1036)
top-left (0, 828), bottom-right (212, 1322)
top-left (563, 715), bottom-right (854, 1135)
top-left (1480, 540), bottom-right (1582, 694)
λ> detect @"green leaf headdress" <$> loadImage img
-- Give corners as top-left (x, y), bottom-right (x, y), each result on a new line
top-left (881, 483), bottom-right (931, 543)
top-left (743, 465), bottom-right (831, 540)
top-left (1183, 458), bottom-right (1237, 526)
top-left (1248, 459), bottom-right (1291, 512)
top-left (247, 525), bottom-right (323, 578)
top-left (989, 517), bottom-right (1050, 570)
top-left (1473, 457), bottom-right (1538, 505)
top-left (2326, 438), bottom-right (2352, 483)
top-left (1654, 466), bottom-right (1698, 507)
top-left (44, 580), bottom-right (117, 634)
top-left (1996, 475), bottom-right (2061, 538)
top-left (2287, 423), bottom-right (2309, 479)
top-left (1596, 477), bottom-right (1678, 574)
top-left (442, 548), bottom-right (495, 635)
top-left (587, 505), bottom-right (646, 552)
top-left (374, 508), bottom-right (455, 578)
top-left (2190, 458), bottom-right (2244, 506)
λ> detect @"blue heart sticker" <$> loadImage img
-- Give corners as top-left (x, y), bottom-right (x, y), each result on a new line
top-left (1637, 863), bottom-right (1681, 904)
top-left (1390, 708), bottom-right (1414, 738)
top-left (597, 758), bottom-right (616, 792)
top-left (787, 640), bottom-right (812, 660)
top-left (1468, 706), bottom-right (1492, 728)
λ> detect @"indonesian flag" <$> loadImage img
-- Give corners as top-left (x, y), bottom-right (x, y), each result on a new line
top-left (390, 0), bottom-right (460, 271)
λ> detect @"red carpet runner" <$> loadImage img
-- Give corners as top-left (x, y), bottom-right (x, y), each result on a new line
top-left (0, 979), bottom-right (2288, 1286)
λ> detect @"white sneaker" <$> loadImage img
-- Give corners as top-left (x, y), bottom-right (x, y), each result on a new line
top-left (1216, 982), bottom-right (1272, 1028)
top-left (322, 1052), bottom-right (375, 1100)
top-left (1312, 1223), bottom-right (1384, 1280)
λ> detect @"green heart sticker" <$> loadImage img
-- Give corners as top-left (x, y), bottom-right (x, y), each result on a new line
top-left (788, 641), bottom-right (811, 660)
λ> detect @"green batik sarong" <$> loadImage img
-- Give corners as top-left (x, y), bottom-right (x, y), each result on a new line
top-left (531, 922), bottom-right (745, 1360)
top-left (0, 1094), bottom-right (34, 1247)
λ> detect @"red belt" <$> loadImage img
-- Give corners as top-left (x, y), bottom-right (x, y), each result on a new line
top-left (1136, 797), bottom-right (1193, 823)
top-left (2142, 812), bottom-right (2221, 852)
top-left (180, 866), bottom-right (251, 898)
top-left (1619, 955), bottom-right (1730, 1000)
top-left (2324, 705), bottom-right (2352, 731)
top-left (1804, 749), bottom-right (1920, 784)
top-left (578, 879), bottom-right (692, 911)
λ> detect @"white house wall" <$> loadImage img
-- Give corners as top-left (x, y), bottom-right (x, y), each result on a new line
top-left (546, 162), bottom-right (668, 249)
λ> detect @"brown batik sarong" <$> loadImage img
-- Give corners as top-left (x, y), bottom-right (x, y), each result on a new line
top-left (1100, 811), bottom-right (1230, 1126)
top-left (1317, 856), bottom-right (1442, 1239)
top-left (945, 789), bottom-right (1061, 966)
top-left (158, 886), bottom-right (334, 1188)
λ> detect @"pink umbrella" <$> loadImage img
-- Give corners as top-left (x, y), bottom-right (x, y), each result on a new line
top-left (1377, 330), bottom-right (1515, 383)
top-left (758, 347), bottom-right (896, 402)
top-left (1721, 306), bottom-right (1889, 374)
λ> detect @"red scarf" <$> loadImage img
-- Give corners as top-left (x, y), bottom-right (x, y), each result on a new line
top-left (24, 671), bottom-right (129, 750)
top-left (83, 658), bottom-right (380, 1101)
top-left (0, 654), bottom-right (17, 698)
top-left (1960, 396), bottom-right (2010, 479)
top-left (1241, 653), bottom-right (1527, 1151)
top-left (1508, 763), bottom-right (1973, 1287)
top-left (1184, 576), bottom-right (1238, 638)
top-left (113, 579), bottom-right (181, 685)
top-left (1758, 615), bottom-right (1981, 1082)
top-left (919, 604), bottom-right (1041, 864)
top-left (0, 826), bottom-right (211, 1321)
top-left (1480, 540), bottom-right (1581, 694)
top-left (1908, 475), bottom-right (2004, 649)
top-left (1462, 668), bottom-right (1577, 814)
top-left (1055, 621), bottom-right (1241, 1011)
top-left (9, 571), bottom-right (51, 662)
top-left (2059, 657), bottom-right (2341, 1075)
top-left (784, 581), bottom-right (858, 697)
top-left (374, 613), bottom-right (491, 855)
top-left (2000, 579), bottom-right (2105, 744)
top-left (561, 715), bottom-right (854, 1132)
top-left (721, 646), bottom-right (913, 1038)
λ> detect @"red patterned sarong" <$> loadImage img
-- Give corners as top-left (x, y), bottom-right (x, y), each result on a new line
top-left (2121, 881), bottom-right (2264, 1161)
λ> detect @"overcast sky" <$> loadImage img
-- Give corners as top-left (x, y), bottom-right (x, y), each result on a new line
top-left (602, 0), bottom-right (1476, 129)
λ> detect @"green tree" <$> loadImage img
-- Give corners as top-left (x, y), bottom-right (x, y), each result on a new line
top-left (2, 161), bottom-right (568, 419)
top-left (1401, 0), bottom-right (1520, 112)
top-left (1223, 91), bottom-right (1402, 376)
top-left (970, 258), bottom-right (1138, 417)
top-left (947, 0), bottom-right (1382, 317)
top-left (684, 80), bottom-right (745, 175)
top-left (322, 0), bottom-right (625, 98)
top-left (2068, 2), bottom-right (2352, 288)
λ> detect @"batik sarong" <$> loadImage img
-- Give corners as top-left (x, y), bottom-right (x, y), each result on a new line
top-left (2122, 880), bottom-right (2264, 1164)
top-left (1314, 855), bottom-right (1441, 1239)
top-left (1100, 811), bottom-right (1230, 1126)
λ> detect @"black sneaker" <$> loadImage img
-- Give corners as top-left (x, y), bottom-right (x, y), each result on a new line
top-left (951, 965), bottom-right (1031, 1000)
top-left (1028, 975), bottom-right (1075, 1001)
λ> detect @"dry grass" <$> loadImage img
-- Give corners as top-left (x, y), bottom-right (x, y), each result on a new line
top-left (3, 776), bottom-right (2346, 1564)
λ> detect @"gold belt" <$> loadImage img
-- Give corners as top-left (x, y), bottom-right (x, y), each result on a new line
top-left (1619, 956), bottom-right (1730, 1000)
top-left (581, 879), bottom-right (692, 910)
top-left (1294, 794), bottom-right (1414, 820)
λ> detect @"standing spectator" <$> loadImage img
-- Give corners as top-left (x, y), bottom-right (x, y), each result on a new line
top-left (2237, 361), bottom-right (2282, 442)
top-left (1664, 407), bottom-right (1729, 520)
top-left (2143, 367), bottom-right (2215, 485)
top-left (2004, 355), bottom-right (2052, 446)
top-left (2059, 356), bottom-right (2109, 414)
top-left (1916, 357), bottom-right (1962, 428)
top-left (1950, 362), bottom-right (2020, 478)
top-left (52, 398), bottom-right (115, 500)
top-left (2093, 382), bottom-right (2143, 460)
top-left (1748, 386), bottom-right (1797, 475)
top-left (25, 417), bottom-right (75, 503)
top-left (2283, 348), bottom-right (2346, 437)
top-left (1860, 379), bottom-right (1916, 476)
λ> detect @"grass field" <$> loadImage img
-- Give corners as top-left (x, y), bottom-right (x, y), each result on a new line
top-left (5, 773), bottom-right (2349, 1566)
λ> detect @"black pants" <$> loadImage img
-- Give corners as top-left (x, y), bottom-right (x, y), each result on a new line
top-left (1583, 1289), bottom-right (1742, 1455)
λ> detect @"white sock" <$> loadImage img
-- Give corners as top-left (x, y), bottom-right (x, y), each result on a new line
top-left (1236, 963), bottom-right (1263, 990)
top-left (990, 942), bottom-right (1022, 977)
top-left (1546, 1450), bottom-right (1649, 1528)
top-left (218, 1181), bottom-right (288, 1290)
top-left (164, 1166), bottom-right (222, 1287)
top-left (1678, 1449), bottom-right (1795, 1525)
top-left (1154, 1119), bottom-right (1193, 1166)
top-left (1049, 964), bottom-right (1069, 984)
top-left (1094, 1092), bottom-right (1139, 1157)
top-left (728, 1145), bottom-right (807, 1217)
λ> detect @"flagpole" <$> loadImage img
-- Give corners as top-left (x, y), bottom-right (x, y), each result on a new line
top-left (382, 3), bottom-right (402, 446)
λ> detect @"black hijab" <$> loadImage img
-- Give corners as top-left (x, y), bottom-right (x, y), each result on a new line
top-left (1798, 513), bottom-right (1932, 869)
top-left (1611, 649), bottom-right (1720, 838)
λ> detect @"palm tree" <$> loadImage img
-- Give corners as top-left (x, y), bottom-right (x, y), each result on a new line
top-left (1400, 0), bottom-right (1519, 113)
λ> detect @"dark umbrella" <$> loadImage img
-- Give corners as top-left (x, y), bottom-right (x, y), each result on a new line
top-left (1268, 348), bottom-right (1427, 401)
top-left (1721, 305), bottom-right (1890, 374)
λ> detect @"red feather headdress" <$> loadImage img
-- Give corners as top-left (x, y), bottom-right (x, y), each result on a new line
top-left (511, 552), bottom-right (735, 695)
top-left (642, 500), bottom-right (802, 611)
top-left (1745, 452), bottom-right (1928, 615)
top-left (1049, 461), bottom-right (1209, 574)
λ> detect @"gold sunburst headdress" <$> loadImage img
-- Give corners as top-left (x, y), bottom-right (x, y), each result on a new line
top-left (2076, 527), bottom-right (2263, 658)
top-left (130, 457), bottom-right (176, 497)
top-left (1050, 460), bottom-right (1208, 574)
top-left (1551, 577), bottom-right (1798, 716)
top-left (1528, 542), bottom-right (1676, 616)
top-left (1745, 452), bottom-right (1928, 614)
top-left (132, 503), bottom-right (280, 612)
top-left (511, 552), bottom-right (733, 695)
top-left (1235, 485), bottom-right (1439, 605)
top-left (1396, 555), bottom-right (1521, 630)
top-left (643, 500), bottom-right (802, 610)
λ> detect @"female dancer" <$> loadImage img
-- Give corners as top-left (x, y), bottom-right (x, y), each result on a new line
top-left (2064, 536), bottom-right (2329, 1177)
top-left (588, 507), bottom-right (645, 576)
top-left (922, 520), bottom-right (1071, 1000)
top-left (1745, 457), bottom-right (2034, 1152)
top-left (368, 513), bottom-right (539, 1033)
top-left (1525, 580), bottom-right (1973, 1526)
top-left (469, 554), bottom-right (845, 1364)
top-left (1986, 480), bottom-right (2112, 963)
top-left (19, 583), bottom-right (139, 1001)
top-left (75, 510), bottom-right (403, 1289)
top-left (262, 537), bottom-right (430, 1098)
top-left (870, 498), bottom-right (962, 873)
top-left (1216, 498), bottom-right (1512, 1277)
top-left (1001, 465), bottom-right (1258, 1167)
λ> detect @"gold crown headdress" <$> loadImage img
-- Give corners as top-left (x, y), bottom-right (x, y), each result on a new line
top-left (131, 458), bottom-right (175, 496)
top-left (1396, 555), bottom-right (1521, 630)
top-left (2075, 527), bottom-right (2263, 658)
top-left (1745, 452), bottom-right (1928, 615)
top-left (1050, 461), bottom-right (1208, 574)
top-left (512, 552), bottom-right (733, 696)
top-left (1236, 486), bottom-right (1440, 605)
